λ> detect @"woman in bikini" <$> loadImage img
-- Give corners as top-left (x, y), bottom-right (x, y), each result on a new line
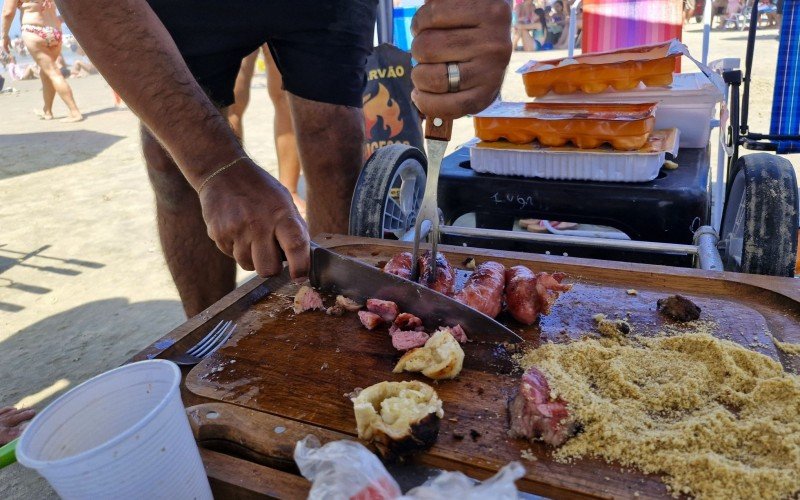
top-left (1, 0), bottom-right (82, 121)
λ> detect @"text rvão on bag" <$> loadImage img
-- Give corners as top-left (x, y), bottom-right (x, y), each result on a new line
top-left (368, 65), bottom-right (405, 81)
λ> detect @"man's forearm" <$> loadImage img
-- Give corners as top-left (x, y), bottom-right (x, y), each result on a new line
top-left (56, 0), bottom-right (244, 189)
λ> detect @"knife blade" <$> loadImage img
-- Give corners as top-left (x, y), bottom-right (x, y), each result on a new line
top-left (309, 244), bottom-right (521, 344)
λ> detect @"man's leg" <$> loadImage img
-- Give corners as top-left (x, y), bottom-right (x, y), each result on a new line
top-left (265, 48), bottom-right (305, 215)
top-left (141, 124), bottom-right (236, 317)
top-left (287, 95), bottom-right (364, 235)
top-left (226, 50), bottom-right (259, 140)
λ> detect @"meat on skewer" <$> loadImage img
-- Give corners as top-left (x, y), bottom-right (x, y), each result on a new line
top-left (383, 251), bottom-right (455, 296)
top-left (454, 261), bottom-right (505, 318)
top-left (383, 252), bottom-right (414, 280)
top-left (417, 251), bottom-right (455, 296)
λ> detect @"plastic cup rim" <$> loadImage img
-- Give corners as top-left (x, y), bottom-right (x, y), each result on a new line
top-left (16, 359), bottom-right (181, 470)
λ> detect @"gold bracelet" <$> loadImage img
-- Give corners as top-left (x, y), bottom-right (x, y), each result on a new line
top-left (198, 156), bottom-right (248, 194)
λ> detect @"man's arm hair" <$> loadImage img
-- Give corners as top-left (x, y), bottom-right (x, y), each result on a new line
top-left (56, 0), bottom-right (245, 189)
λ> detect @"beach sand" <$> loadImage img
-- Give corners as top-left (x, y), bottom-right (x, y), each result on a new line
top-left (1, 25), bottom-right (797, 497)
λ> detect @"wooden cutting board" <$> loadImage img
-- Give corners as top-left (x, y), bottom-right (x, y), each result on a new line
top-left (178, 235), bottom-right (799, 499)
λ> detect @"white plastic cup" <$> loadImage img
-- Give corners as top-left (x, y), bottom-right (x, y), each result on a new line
top-left (16, 360), bottom-right (212, 500)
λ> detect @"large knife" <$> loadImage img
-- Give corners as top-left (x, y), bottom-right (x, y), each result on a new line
top-left (309, 243), bottom-right (521, 343)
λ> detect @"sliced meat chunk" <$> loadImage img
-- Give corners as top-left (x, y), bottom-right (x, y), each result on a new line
top-left (366, 299), bottom-right (399, 323)
top-left (455, 261), bottom-right (505, 318)
top-left (446, 324), bottom-right (468, 343)
top-left (293, 285), bottom-right (324, 314)
top-left (358, 311), bottom-right (384, 330)
top-left (418, 251), bottom-right (455, 296)
top-left (508, 367), bottom-right (578, 447)
top-left (394, 312), bottom-right (423, 331)
top-left (391, 330), bottom-right (430, 351)
top-left (335, 295), bottom-right (363, 312)
top-left (383, 252), bottom-right (413, 280)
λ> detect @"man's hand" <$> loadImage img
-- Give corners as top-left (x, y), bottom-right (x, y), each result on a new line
top-left (0, 407), bottom-right (34, 446)
top-left (199, 159), bottom-right (310, 279)
top-left (410, 0), bottom-right (512, 120)
top-left (1, 36), bottom-right (10, 54)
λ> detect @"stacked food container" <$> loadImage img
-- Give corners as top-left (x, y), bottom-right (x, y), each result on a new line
top-left (469, 40), bottom-right (723, 183)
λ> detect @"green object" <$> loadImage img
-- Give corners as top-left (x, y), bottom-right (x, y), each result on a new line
top-left (0, 438), bottom-right (18, 468)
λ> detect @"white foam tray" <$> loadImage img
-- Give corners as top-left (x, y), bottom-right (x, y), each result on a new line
top-left (466, 129), bottom-right (679, 183)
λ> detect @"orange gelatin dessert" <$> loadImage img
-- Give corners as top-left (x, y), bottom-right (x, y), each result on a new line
top-left (519, 40), bottom-right (681, 98)
top-left (473, 101), bottom-right (657, 151)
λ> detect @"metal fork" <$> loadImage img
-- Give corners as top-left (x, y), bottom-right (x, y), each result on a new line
top-left (168, 320), bottom-right (237, 366)
top-left (411, 117), bottom-right (453, 282)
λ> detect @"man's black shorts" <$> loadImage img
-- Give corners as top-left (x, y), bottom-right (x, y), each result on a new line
top-left (147, 0), bottom-right (378, 108)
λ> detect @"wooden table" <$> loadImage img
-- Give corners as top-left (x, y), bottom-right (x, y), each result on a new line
top-left (132, 235), bottom-right (800, 499)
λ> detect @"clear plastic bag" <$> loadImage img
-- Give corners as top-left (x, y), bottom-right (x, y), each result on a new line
top-left (294, 435), bottom-right (525, 500)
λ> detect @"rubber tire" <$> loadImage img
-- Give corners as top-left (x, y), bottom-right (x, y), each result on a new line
top-left (720, 153), bottom-right (798, 276)
top-left (349, 144), bottom-right (427, 238)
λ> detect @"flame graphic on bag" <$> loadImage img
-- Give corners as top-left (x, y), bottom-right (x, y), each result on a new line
top-left (363, 83), bottom-right (404, 141)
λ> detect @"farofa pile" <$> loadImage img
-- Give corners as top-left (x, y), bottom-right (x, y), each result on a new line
top-left (517, 333), bottom-right (800, 499)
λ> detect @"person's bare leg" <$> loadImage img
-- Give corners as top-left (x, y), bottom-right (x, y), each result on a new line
top-left (520, 28), bottom-right (536, 51)
top-left (39, 70), bottom-right (55, 119)
top-left (265, 49), bottom-right (305, 215)
top-left (141, 125), bottom-right (236, 317)
top-left (288, 95), bottom-right (363, 235)
top-left (23, 35), bottom-right (83, 121)
top-left (226, 50), bottom-right (258, 140)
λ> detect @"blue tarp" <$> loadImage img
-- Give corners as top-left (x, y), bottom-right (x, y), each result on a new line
top-left (770, 0), bottom-right (800, 154)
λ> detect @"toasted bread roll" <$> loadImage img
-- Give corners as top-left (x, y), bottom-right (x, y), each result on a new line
top-left (352, 380), bottom-right (443, 459)
top-left (393, 329), bottom-right (465, 380)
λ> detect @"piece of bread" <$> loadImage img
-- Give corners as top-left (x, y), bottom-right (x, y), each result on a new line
top-left (352, 380), bottom-right (443, 459)
top-left (393, 329), bottom-right (464, 380)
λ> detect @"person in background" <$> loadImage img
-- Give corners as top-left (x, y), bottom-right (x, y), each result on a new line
top-left (514, 1), bottom-right (549, 51)
top-left (226, 46), bottom-right (305, 217)
top-left (69, 43), bottom-right (96, 77)
top-left (711, 0), bottom-right (729, 28)
top-left (684, 0), bottom-right (696, 23)
top-left (55, 53), bottom-right (70, 78)
top-left (1, 51), bottom-right (38, 79)
top-left (0, 407), bottom-right (35, 446)
top-left (757, 0), bottom-right (777, 26)
top-left (721, 0), bottom-right (742, 29)
top-left (531, 7), bottom-right (551, 50)
top-left (548, 1), bottom-right (566, 46)
top-left (11, 34), bottom-right (25, 54)
top-left (1, 0), bottom-right (82, 121)
top-left (512, 0), bottom-right (535, 51)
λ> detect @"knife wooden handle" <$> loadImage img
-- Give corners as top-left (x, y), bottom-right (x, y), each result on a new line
top-left (425, 117), bottom-right (453, 141)
top-left (187, 402), bottom-right (350, 465)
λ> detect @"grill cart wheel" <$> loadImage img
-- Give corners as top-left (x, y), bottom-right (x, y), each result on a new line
top-left (349, 145), bottom-right (427, 239)
top-left (719, 153), bottom-right (798, 276)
